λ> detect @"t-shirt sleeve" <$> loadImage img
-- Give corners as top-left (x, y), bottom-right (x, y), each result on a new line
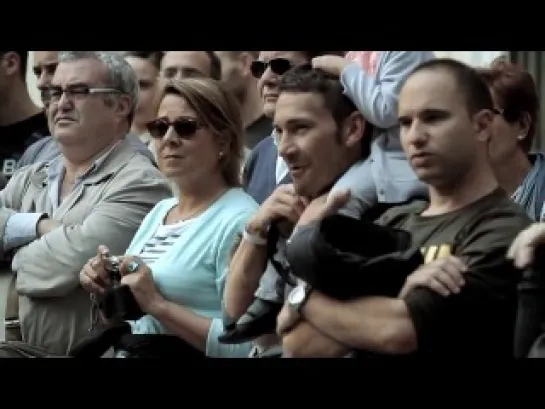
top-left (403, 210), bottom-right (530, 354)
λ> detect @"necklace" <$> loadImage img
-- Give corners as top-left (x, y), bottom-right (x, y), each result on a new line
top-left (171, 188), bottom-right (228, 223)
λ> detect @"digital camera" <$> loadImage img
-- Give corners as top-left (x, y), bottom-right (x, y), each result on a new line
top-left (96, 256), bottom-right (144, 321)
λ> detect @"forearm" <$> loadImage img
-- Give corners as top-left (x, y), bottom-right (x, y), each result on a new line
top-left (2, 212), bottom-right (45, 252)
top-left (149, 299), bottom-right (212, 353)
top-left (341, 51), bottom-right (434, 129)
top-left (148, 299), bottom-right (253, 357)
top-left (515, 267), bottom-right (545, 357)
top-left (340, 63), bottom-right (398, 128)
top-left (14, 216), bottom-right (141, 298)
top-left (282, 321), bottom-right (350, 358)
top-left (302, 291), bottom-right (417, 354)
top-left (224, 240), bottom-right (268, 318)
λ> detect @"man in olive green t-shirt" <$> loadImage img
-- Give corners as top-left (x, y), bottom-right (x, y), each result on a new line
top-left (276, 58), bottom-right (530, 358)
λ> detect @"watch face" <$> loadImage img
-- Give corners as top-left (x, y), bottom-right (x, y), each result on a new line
top-left (290, 285), bottom-right (306, 305)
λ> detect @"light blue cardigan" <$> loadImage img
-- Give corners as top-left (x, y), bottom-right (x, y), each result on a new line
top-left (124, 188), bottom-right (258, 358)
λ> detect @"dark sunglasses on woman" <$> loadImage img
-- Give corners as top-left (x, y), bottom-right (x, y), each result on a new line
top-left (147, 117), bottom-right (203, 139)
top-left (250, 58), bottom-right (294, 79)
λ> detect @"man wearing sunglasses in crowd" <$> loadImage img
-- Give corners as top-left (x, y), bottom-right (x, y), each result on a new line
top-left (17, 51), bottom-right (156, 169)
top-left (243, 51), bottom-right (344, 206)
top-left (0, 51), bottom-right (171, 356)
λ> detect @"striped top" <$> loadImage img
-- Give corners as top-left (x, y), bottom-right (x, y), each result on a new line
top-left (124, 188), bottom-right (259, 358)
top-left (138, 219), bottom-right (192, 264)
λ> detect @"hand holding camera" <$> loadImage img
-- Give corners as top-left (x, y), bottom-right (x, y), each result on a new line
top-left (80, 246), bottom-right (145, 321)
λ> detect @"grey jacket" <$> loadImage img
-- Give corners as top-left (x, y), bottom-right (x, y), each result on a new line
top-left (0, 139), bottom-right (171, 354)
top-left (17, 133), bottom-right (156, 169)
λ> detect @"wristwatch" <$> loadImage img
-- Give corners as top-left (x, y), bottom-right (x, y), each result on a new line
top-left (288, 282), bottom-right (313, 313)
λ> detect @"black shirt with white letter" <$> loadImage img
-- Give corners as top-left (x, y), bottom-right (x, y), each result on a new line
top-left (0, 111), bottom-right (49, 187)
top-left (377, 188), bottom-right (531, 357)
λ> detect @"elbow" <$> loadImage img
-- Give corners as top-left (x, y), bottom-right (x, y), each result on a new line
top-left (359, 300), bottom-right (418, 355)
top-left (378, 322), bottom-right (418, 354)
top-left (16, 270), bottom-right (79, 298)
top-left (223, 286), bottom-right (247, 320)
top-left (371, 104), bottom-right (399, 129)
top-left (17, 280), bottom-right (78, 298)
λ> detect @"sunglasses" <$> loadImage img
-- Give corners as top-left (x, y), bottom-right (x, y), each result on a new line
top-left (147, 117), bottom-right (204, 139)
top-left (250, 58), bottom-right (294, 79)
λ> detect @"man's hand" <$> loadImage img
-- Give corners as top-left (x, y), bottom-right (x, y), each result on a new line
top-left (247, 184), bottom-right (307, 237)
top-left (507, 223), bottom-right (545, 269)
top-left (282, 321), bottom-right (350, 358)
top-left (312, 55), bottom-right (352, 77)
top-left (399, 256), bottom-right (468, 298)
top-left (36, 218), bottom-right (61, 237)
top-left (296, 189), bottom-right (350, 228)
top-left (276, 302), bottom-right (302, 336)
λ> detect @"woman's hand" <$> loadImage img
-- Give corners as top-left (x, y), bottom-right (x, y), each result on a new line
top-left (80, 245), bottom-right (118, 294)
top-left (119, 256), bottom-right (165, 315)
top-left (507, 223), bottom-right (545, 269)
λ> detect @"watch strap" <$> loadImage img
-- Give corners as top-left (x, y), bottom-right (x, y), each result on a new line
top-left (242, 227), bottom-right (267, 246)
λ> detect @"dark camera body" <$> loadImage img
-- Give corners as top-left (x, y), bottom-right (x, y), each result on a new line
top-left (285, 214), bottom-right (424, 300)
top-left (96, 257), bottom-right (144, 321)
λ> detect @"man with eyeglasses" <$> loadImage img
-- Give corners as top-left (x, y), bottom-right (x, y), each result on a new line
top-left (0, 51), bottom-right (49, 188)
top-left (0, 51), bottom-right (171, 357)
top-left (17, 51), bottom-right (155, 169)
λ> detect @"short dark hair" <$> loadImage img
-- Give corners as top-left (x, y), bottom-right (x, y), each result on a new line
top-left (122, 51), bottom-right (164, 71)
top-left (278, 64), bottom-right (374, 157)
top-left (204, 51), bottom-right (222, 81)
top-left (405, 58), bottom-right (494, 116)
top-left (477, 57), bottom-right (539, 153)
top-left (0, 51), bottom-right (28, 81)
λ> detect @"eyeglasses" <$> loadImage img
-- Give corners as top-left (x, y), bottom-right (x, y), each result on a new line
top-left (43, 84), bottom-right (121, 104)
top-left (147, 117), bottom-right (204, 139)
top-left (250, 58), bottom-right (294, 79)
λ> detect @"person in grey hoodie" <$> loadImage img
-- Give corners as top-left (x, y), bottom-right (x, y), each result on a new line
top-left (313, 51), bottom-right (436, 217)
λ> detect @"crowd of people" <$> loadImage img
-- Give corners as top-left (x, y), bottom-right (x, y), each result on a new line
top-left (0, 50), bottom-right (544, 358)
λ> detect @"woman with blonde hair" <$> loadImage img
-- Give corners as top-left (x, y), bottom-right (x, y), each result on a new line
top-left (77, 78), bottom-right (258, 358)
